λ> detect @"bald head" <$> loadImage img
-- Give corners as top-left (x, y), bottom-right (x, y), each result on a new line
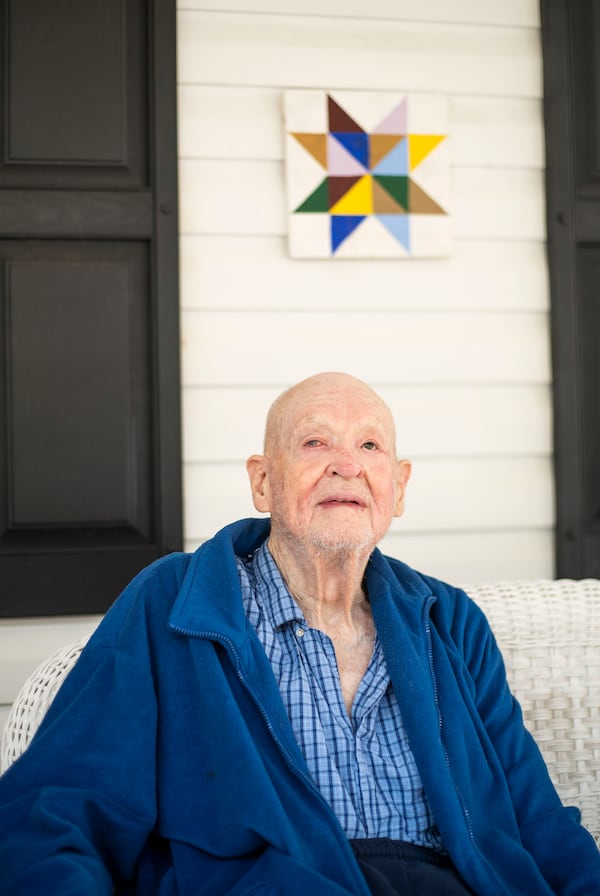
top-left (263, 372), bottom-right (397, 457)
top-left (247, 371), bottom-right (410, 557)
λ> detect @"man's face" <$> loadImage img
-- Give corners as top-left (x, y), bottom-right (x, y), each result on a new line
top-left (247, 377), bottom-right (411, 556)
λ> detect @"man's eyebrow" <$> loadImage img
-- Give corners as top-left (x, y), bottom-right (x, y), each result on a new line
top-left (292, 421), bottom-right (332, 440)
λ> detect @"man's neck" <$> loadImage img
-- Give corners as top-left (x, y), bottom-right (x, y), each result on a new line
top-left (267, 533), bottom-right (376, 715)
top-left (267, 534), bottom-right (371, 632)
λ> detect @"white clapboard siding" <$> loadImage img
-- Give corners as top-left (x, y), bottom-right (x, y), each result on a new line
top-left (177, 12), bottom-right (542, 99)
top-left (183, 384), bottom-right (551, 462)
top-left (377, 530), bottom-right (553, 582)
top-left (181, 310), bottom-right (551, 386)
top-left (183, 456), bottom-right (553, 540)
top-left (178, 1), bottom-right (540, 29)
top-left (178, 86), bottom-right (544, 170)
top-left (180, 236), bottom-right (549, 313)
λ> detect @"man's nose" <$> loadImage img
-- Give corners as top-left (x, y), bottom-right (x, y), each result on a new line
top-left (327, 450), bottom-right (362, 478)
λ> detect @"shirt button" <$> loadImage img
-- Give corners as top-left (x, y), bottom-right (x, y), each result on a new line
top-left (295, 627), bottom-right (305, 637)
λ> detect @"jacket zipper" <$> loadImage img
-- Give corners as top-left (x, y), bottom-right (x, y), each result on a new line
top-left (171, 625), bottom-right (373, 894)
top-left (424, 605), bottom-right (504, 895)
top-left (426, 612), bottom-right (476, 843)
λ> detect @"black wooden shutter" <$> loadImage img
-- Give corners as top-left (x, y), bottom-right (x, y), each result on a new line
top-left (541, 1), bottom-right (600, 577)
top-left (0, 0), bottom-right (182, 616)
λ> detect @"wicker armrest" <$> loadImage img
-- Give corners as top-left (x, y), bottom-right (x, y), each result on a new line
top-left (465, 579), bottom-right (600, 843)
top-left (0, 635), bottom-right (89, 773)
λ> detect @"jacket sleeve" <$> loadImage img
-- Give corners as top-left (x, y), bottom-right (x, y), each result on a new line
top-left (0, 573), bottom-right (164, 895)
top-left (462, 595), bottom-right (600, 895)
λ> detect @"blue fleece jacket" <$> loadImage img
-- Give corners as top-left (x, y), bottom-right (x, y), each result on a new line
top-left (0, 519), bottom-right (598, 895)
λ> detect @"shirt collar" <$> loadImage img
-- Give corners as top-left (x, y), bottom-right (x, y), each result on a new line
top-left (251, 540), bottom-right (306, 630)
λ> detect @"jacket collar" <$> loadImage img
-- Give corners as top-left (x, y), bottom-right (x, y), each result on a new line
top-left (169, 517), bottom-right (436, 651)
top-left (168, 518), bottom-right (271, 646)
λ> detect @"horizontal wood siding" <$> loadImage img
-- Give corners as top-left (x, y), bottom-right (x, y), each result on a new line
top-left (177, 13), bottom-right (542, 98)
top-left (176, 1), bottom-right (552, 584)
top-left (180, 237), bottom-right (549, 311)
top-left (178, 1), bottom-right (540, 29)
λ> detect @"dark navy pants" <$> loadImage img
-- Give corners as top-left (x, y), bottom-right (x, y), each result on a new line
top-left (350, 838), bottom-right (476, 896)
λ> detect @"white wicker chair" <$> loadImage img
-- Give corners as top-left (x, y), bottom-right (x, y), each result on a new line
top-left (1, 635), bottom-right (90, 773)
top-left (465, 579), bottom-right (600, 843)
top-left (1, 580), bottom-right (600, 843)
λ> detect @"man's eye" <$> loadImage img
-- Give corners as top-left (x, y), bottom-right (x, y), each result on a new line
top-left (362, 441), bottom-right (379, 451)
top-left (304, 439), bottom-right (322, 448)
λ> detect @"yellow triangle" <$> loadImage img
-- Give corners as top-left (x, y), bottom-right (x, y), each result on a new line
top-left (408, 134), bottom-right (446, 171)
top-left (330, 175), bottom-right (373, 215)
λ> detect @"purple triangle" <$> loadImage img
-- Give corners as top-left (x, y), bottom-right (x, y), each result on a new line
top-left (373, 98), bottom-right (407, 135)
top-left (328, 135), bottom-right (367, 176)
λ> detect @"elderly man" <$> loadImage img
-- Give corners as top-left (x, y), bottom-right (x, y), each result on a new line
top-left (0, 372), bottom-right (598, 895)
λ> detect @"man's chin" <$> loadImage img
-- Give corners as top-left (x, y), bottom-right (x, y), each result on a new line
top-left (308, 529), bottom-right (375, 556)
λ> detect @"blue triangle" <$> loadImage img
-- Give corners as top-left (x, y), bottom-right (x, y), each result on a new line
top-left (331, 132), bottom-right (369, 169)
top-left (330, 215), bottom-right (366, 253)
top-left (377, 215), bottom-right (411, 252)
top-left (372, 138), bottom-right (409, 176)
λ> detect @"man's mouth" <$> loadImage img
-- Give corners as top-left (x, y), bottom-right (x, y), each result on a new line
top-left (318, 497), bottom-right (365, 508)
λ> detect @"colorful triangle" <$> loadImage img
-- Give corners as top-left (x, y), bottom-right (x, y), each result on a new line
top-left (290, 132), bottom-right (328, 168)
top-left (409, 134), bottom-right (446, 170)
top-left (328, 176), bottom-right (362, 208)
top-left (331, 132), bottom-right (370, 169)
top-left (328, 134), bottom-right (368, 175)
top-left (408, 179), bottom-right (447, 214)
top-left (372, 138), bottom-right (409, 176)
top-left (330, 175), bottom-right (373, 215)
top-left (373, 98), bottom-right (407, 135)
top-left (372, 179), bottom-right (406, 214)
top-left (331, 215), bottom-right (366, 252)
top-left (376, 214), bottom-right (411, 251)
top-left (294, 178), bottom-right (329, 213)
top-left (327, 96), bottom-right (365, 134)
top-left (373, 175), bottom-right (408, 211)
top-left (369, 135), bottom-right (404, 169)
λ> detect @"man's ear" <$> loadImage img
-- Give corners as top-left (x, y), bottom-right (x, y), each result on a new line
top-left (393, 459), bottom-right (412, 518)
top-left (246, 455), bottom-right (271, 513)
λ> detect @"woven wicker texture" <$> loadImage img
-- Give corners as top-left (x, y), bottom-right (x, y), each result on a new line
top-left (466, 579), bottom-right (600, 843)
top-left (0, 635), bottom-right (89, 774)
top-left (1, 579), bottom-right (599, 845)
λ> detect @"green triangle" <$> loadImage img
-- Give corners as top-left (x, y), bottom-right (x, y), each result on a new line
top-left (373, 175), bottom-right (409, 210)
top-left (294, 178), bottom-right (329, 213)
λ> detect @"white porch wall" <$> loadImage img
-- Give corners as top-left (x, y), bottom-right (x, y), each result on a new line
top-left (0, 0), bottom-right (550, 720)
top-left (176, 0), bottom-right (552, 582)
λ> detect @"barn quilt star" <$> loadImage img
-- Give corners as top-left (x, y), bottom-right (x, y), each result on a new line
top-left (285, 93), bottom-right (451, 258)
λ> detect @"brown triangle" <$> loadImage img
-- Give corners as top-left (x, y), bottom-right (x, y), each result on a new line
top-left (369, 134), bottom-right (404, 169)
top-left (328, 176), bottom-right (362, 208)
top-left (290, 132), bottom-right (328, 168)
top-left (408, 180), bottom-right (447, 214)
top-left (327, 95), bottom-right (365, 133)
top-left (372, 179), bottom-right (406, 214)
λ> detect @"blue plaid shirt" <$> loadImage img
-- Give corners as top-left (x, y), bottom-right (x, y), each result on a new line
top-left (236, 541), bottom-right (443, 850)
